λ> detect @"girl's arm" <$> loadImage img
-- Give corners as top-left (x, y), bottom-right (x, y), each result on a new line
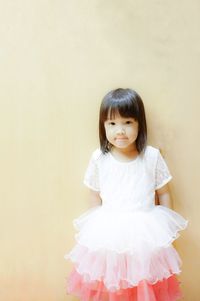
top-left (89, 189), bottom-right (102, 208)
top-left (155, 184), bottom-right (172, 209)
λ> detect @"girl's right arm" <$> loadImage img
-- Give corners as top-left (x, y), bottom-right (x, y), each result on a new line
top-left (89, 189), bottom-right (102, 208)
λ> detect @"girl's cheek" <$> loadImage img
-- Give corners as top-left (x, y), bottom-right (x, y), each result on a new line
top-left (108, 127), bottom-right (114, 134)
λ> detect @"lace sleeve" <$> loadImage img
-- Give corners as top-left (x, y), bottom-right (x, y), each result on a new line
top-left (155, 150), bottom-right (172, 190)
top-left (83, 150), bottom-right (100, 191)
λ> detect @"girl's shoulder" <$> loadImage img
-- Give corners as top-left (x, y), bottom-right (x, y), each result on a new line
top-left (89, 148), bottom-right (104, 162)
top-left (144, 145), bottom-right (160, 161)
top-left (145, 145), bottom-right (159, 154)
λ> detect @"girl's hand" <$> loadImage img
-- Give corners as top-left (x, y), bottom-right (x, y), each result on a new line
top-left (156, 184), bottom-right (172, 209)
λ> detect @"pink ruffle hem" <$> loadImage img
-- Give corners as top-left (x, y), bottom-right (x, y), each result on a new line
top-left (67, 269), bottom-right (182, 301)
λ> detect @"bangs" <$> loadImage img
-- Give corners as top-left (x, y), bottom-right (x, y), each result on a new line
top-left (103, 100), bottom-right (139, 121)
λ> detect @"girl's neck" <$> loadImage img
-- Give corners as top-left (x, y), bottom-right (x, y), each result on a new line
top-left (111, 146), bottom-right (139, 162)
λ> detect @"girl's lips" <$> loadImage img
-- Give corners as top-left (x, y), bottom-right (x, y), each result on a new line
top-left (115, 138), bottom-right (128, 141)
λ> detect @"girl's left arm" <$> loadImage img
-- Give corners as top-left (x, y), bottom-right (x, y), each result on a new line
top-left (156, 184), bottom-right (172, 209)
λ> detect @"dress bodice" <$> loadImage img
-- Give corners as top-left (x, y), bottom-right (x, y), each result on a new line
top-left (84, 146), bottom-right (172, 211)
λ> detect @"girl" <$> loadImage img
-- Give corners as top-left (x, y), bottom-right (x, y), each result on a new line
top-left (65, 88), bottom-right (188, 301)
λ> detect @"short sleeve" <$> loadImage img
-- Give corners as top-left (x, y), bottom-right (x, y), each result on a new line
top-left (155, 150), bottom-right (172, 190)
top-left (83, 150), bottom-right (100, 191)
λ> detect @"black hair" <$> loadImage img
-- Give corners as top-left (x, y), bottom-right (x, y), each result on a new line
top-left (99, 88), bottom-right (147, 154)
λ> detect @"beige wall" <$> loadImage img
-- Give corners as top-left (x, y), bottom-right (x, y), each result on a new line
top-left (0, 1), bottom-right (199, 300)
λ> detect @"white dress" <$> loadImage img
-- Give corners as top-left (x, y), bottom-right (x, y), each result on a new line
top-left (65, 145), bottom-right (188, 301)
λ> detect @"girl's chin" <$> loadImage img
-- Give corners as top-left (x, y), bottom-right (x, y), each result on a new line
top-left (113, 142), bottom-right (129, 148)
top-left (113, 143), bottom-right (135, 150)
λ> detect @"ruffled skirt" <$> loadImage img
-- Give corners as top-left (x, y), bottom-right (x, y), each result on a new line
top-left (65, 205), bottom-right (188, 301)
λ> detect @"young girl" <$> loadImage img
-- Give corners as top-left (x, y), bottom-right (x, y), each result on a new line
top-left (65, 88), bottom-right (188, 301)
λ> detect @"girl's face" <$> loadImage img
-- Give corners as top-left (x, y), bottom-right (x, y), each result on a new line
top-left (104, 112), bottom-right (139, 151)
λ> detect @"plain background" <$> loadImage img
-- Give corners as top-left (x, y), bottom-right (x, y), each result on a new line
top-left (0, 1), bottom-right (199, 300)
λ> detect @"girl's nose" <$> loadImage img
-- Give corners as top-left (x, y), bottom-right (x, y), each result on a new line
top-left (116, 126), bottom-right (125, 135)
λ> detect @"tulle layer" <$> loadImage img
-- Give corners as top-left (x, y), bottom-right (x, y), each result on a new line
top-left (66, 205), bottom-right (187, 300)
top-left (74, 205), bottom-right (188, 252)
top-left (67, 269), bottom-right (182, 301)
top-left (65, 244), bottom-right (181, 290)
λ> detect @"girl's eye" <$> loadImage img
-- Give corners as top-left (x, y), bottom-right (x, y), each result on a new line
top-left (126, 121), bottom-right (133, 124)
top-left (109, 122), bottom-right (115, 125)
